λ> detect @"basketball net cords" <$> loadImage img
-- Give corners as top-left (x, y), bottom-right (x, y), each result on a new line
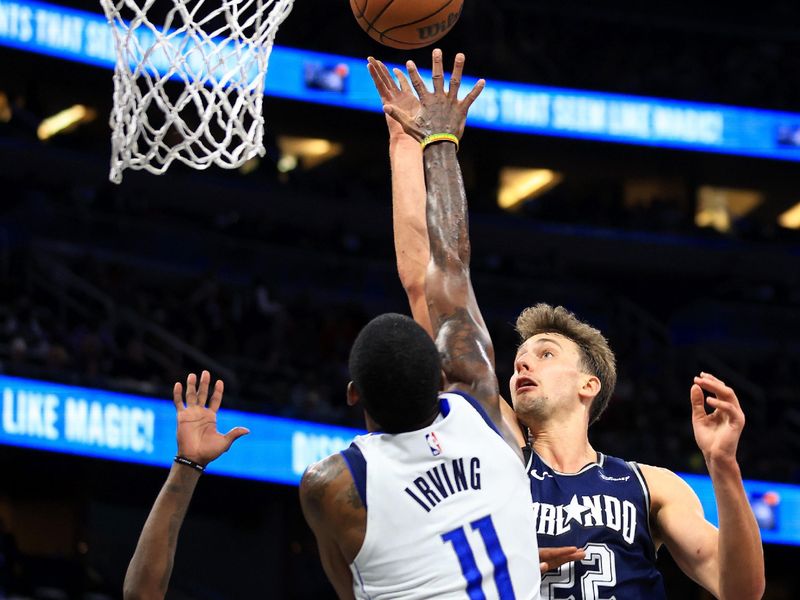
top-left (101, 0), bottom-right (294, 183)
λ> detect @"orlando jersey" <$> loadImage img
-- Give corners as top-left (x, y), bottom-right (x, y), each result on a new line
top-left (528, 451), bottom-right (666, 600)
top-left (341, 391), bottom-right (541, 600)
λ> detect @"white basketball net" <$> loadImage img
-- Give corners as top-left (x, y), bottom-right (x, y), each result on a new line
top-left (100, 0), bottom-right (294, 183)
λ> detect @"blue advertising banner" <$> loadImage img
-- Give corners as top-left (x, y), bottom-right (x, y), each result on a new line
top-left (1, 374), bottom-right (798, 545)
top-left (3, 0), bottom-right (800, 161)
top-left (0, 374), bottom-right (356, 485)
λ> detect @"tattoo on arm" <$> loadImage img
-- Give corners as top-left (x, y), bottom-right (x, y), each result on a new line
top-left (423, 144), bottom-right (497, 400)
top-left (346, 482), bottom-right (364, 510)
top-left (436, 308), bottom-right (497, 394)
top-left (124, 467), bottom-right (200, 600)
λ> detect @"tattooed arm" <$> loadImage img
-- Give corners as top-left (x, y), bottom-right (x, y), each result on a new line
top-left (299, 454), bottom-right (365, 600)
top-left (382, 50), bottom-right (513, 433)
top-left (124, 371), bottom-right (249, 600)
top-left (123, 465), bottom-right (201, 600)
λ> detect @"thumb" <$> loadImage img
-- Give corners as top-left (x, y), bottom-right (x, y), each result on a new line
top-left (384, 105), bottom-right (415, 131)
top-left (224, 427), bottom-right (250, 448)
top-left (690, 384), bottom-right (706, 421)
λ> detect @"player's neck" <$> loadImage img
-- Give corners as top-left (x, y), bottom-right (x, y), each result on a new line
top-left (530, 416), bottom-right (595, 473)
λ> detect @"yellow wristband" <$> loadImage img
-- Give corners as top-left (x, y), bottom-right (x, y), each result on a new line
top-left (420, 133), bottom-right (459, 152)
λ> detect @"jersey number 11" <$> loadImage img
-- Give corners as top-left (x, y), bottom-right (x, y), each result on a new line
top-left (442, 515), bottom-right (516, 600)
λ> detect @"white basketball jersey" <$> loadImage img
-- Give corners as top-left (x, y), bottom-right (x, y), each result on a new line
top-left (341, 391), bottom-right (541, 600)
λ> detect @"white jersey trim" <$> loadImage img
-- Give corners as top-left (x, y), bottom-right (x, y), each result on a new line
top-left (534, 451), bottom-right (605, 476)
top-left (630, 461), bottom-right (658, 559)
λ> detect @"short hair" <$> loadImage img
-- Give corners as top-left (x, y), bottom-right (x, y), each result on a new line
top-left (515, 303), bottom-right (616, 425)
top-left (349, 313), bottom-right (441, 433)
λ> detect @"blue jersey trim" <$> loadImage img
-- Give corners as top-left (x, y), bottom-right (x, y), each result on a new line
top-left (446, 390), bottom-right (502, 438)
top-left (352, 562), bottom-right (373, 600)
top-left (439, 396), bottom-right (451, 417)
top-left (340, 443), bottom-right (367, 509)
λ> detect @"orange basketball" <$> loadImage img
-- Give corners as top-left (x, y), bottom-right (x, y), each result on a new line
top-left (350, 0), bottom-right (464, 50)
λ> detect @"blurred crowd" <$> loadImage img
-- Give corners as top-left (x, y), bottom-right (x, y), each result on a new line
top-left (1, 173), bottom-right (798, 486)
top-left (277, 0), bottom-right (800, 112)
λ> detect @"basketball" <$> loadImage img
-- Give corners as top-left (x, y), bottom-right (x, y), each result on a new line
top-left (350, 0), bottom-right (464, 50)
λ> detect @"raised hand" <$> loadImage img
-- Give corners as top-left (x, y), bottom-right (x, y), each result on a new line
top-left (690, 372), bottom-right (745, 463)
top-left (173, 370), bottom-right (249, 466)
top-left (368, 57), bottom-right (420, 140)
top-left (382, 48), bottom-right (485, 142)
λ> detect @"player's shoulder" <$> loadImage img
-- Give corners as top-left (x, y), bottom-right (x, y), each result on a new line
top-left (300, 453), bottom-right (348, 490)
top-left (637, 463), bottom-right (684, 485)
top-left (299, 453), bottom-right (359, 520)
top-left (636, 463), bottom-right (701, 510)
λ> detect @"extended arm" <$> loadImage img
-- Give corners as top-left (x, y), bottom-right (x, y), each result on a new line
top-left (382, 50), bottom-right (514, 431)
top-left (645, 373), bottom-right (764, 600)
top-left (369, 57), bottom-right (524, 445)
top-left (368, 58), bottom-right (431, 335)
top-left (123, 372), bottom-right (249, 600)
top-left (123, 465), bottom-right (200, 600)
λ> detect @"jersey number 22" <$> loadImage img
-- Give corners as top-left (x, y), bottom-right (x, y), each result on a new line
top-left (540, 542), bottom-right (617, 600)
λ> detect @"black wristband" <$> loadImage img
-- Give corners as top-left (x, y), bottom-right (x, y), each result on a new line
top-left (174, 455), bottom-right (205, 472)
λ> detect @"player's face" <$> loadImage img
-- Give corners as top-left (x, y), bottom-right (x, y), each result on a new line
top-left (509, 334), bottom-right (585, 425)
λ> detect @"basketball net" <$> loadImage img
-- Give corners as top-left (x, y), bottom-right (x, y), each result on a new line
top-left (100, 0), bottom-right (294, 183)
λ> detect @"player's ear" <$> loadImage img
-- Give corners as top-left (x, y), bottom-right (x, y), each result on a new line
top-left (579, 374), bottom-right (601, 403)
top-left (439, 370), bottom-right (447, 391)
top-left (347, 381), bottom-right (360, 407)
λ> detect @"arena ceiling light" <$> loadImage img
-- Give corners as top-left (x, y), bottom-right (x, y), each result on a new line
top-left (778, 203), bottom-right (800, 229)
top-left (498, 168), bottom-right (562, 212)
top-left (36, 105), bottom-right (97, 141)
top-left (276, 136), bottom-right (343, 171)
top-left (695, 186), bottom-right (763, 233)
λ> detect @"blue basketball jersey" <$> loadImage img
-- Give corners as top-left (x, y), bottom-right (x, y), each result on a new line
top-left (528, 451), bottom-right (666, 600)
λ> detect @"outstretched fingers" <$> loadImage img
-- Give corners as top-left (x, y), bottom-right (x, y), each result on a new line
top-left (461, 79), bottom-right (486, 112)
top-left (367, 57), bottom-right (397, 101)
top-left (393, 68), bottom-right (413, 94)
top-left (448, 52), bottom-right (465, 98)
top-left (208, 379), bottom-right (225, 412)
top-left (405, 60), bottom-right (429, 98)
top-left (367, 62), bottom-right (390, 100)
top-left (172, 382), bottom-right (184, 411)
top-left (185, 372), bottom-right (198, 405)
top-left (431, 48), bottom-right (445, 93)
top-left (197, 370), bottom-right (211, 407)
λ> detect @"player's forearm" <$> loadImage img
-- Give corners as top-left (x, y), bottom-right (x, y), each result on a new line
top-left (423, 142), bottom-right (470, 272)
top-left (707, 456), bottom-right (765, 600)
top-left (389, 135), bottom-right (432, 335)
top-left (421, 142), bottom-right (498, 394)
top-left (123, 464), bottom-right (201, 600)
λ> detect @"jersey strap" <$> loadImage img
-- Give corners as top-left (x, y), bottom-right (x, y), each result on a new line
top-left (445, 389), bottom-right (502, 437)
top-left (340, 442), bottom-right (367, 508)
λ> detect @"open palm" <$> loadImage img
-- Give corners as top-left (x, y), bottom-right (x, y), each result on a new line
top-left (368, 57), bottom-right (420, 138)
top-left (173, 371), bottom-right (249, 466)
top-left (377, 49), bottom-right (485, 143)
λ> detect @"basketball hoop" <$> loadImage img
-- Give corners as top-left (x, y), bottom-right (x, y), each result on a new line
top-left (100, 0), bottom-right (294, 183)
